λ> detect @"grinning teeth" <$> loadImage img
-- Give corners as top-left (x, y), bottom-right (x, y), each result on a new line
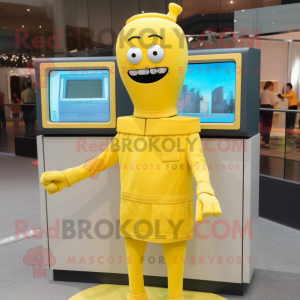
top-left (138, 69), bottom-right (150, 75)
top-left (129, 68), bottom-right (167, 76)
top-left (129, 70), bottom-right (138, 76)
top-left (157, 68), bottom-right (167, 74)
top-left (150, 68), bottom-right (158, 74)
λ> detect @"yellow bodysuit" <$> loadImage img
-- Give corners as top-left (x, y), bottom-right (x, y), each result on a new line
top-left (60, 115), bottom-right (215, 243)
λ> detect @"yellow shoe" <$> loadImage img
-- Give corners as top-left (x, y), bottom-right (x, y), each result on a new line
top-left (127, 291), bottom-right (148, 300)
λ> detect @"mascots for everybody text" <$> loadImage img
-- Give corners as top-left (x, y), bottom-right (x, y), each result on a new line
top-left (41, 4), bottom-right (222, 300)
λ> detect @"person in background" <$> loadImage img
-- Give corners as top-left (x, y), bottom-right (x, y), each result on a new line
top-left (260, 81), bottom-right (278, 148)
top-left (0, 87), bottom-right (6, 131)
top-left (11, 92), bottom-right (22, 135)
top-left (21, 81), bottom-right (36, 134)
top-left (279, 83), bottom-right (299, 129)
top-left (21, 81), bottom-right (36, 104)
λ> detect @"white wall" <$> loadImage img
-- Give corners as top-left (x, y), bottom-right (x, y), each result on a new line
top-left (289, 42), bottom-right (300, 102)
top-left (289, 42), bottom-right (300, 126)
top-left (253, 39), bottom-right (289, 129)
top-left (256, 39), bottom-right (289, 109)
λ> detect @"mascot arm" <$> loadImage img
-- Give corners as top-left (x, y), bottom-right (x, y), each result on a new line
top-left (40, 134), bottom-right (120, 194)
top-left (186, 133), bottom-right (222, 222)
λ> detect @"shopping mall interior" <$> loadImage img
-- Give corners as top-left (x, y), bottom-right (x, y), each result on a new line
top-left (0, 1), bottom-right (300, 300)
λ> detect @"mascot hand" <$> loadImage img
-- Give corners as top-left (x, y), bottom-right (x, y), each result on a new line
top-left (196, 193), bottom-right (222, 223)
top-left (40, 171), bottom-right (68, 194)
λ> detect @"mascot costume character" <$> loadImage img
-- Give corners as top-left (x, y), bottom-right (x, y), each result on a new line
top-left (40, 3), bottom-right (222, 300)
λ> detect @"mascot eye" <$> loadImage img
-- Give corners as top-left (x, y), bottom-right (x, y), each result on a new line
top-left (147, 45), bottom-right (164, 63)
top-left (127, 47), bottom-right (143, 64)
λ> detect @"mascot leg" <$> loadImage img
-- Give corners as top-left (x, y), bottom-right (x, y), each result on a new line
top-left (125, 237), bottom-right (148, 300)
top-left (162, 240), bottom-right (187, 300)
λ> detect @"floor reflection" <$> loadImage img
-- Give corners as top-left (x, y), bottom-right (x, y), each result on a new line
top-left (0, 120), bottom-right (38, 154)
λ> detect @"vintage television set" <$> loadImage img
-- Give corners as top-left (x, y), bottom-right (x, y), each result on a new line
top-left (182, 48), bottom-right (261, 138)
top-left (35, 57), bottom-right (133, 135)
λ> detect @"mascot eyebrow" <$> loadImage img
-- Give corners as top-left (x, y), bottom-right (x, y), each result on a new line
top-left (128, 36), bottom-right (141, 41)
top-left (148, 34), bottom-right (163, 39)
top-left (128, 34), bottom-right (163, 41)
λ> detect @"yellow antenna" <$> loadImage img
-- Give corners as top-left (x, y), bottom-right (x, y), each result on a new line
top-left (167, 3), bottom-right (183, 22)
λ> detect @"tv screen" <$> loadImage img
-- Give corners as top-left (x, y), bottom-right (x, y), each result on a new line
top-left (49, 70), bottom-right (110, 122)
top-left (66, 80), bottom-right (103, 99)
top-left (177, 61), bottom-right (236, 123)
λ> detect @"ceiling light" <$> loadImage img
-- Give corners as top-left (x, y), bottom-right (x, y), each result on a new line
top-left (27, 9), bottom-right (30, 11)
top-left (39, 26), bottom-right (41, 28)
top-left (0, 54), bottom-right (8, 60)
top-left (230, 1), bottom-right (233, 3)
top-left (22, 25), bottom-right (24, 28)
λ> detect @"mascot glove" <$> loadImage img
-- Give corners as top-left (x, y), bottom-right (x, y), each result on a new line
top-left (40, 171), bottom-right (69, 194)
top-left (196, 193), bottom-right (222, 223)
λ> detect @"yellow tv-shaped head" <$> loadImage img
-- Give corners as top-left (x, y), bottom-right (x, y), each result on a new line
top-left (116, 3), bottom-right (188, 119)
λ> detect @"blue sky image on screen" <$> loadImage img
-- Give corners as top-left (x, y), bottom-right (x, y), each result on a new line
top-left (177, 62), bottom-right (236, 123)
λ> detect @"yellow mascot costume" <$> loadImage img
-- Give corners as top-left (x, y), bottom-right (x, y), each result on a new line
top-left (41, 3), bottom-right (222, 300)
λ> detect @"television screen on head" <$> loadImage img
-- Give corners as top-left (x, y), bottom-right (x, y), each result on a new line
top-left (177, 61), bottom-right (236, 124)
top-left (187, 48), bottom-right (261, 138)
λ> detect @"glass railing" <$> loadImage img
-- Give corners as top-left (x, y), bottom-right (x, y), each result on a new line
top-left (260, 107), bottom-right (300, 184)
top-left (0, 104), bottom-right (38, 155)
top-left (235, 3), bottom-right (300, 37)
